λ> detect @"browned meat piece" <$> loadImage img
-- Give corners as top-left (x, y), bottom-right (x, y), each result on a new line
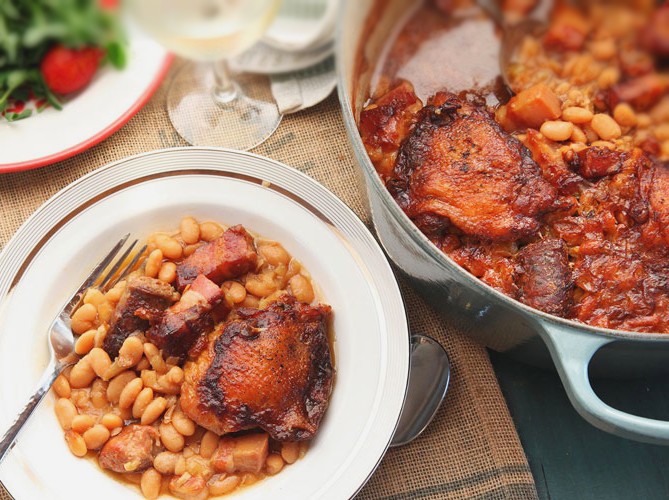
top-left (643, 3), bottom-right (669, 58)
top-left (98, 425), bottom-right (160, 473)
top-left (389, 93), bottom-right (558, 241)
top-left (614, 153), bottom-right (669, 238)
top-left (515, 239), bottom-right (573, 316)
top-left (572, 147), bottom-right (627, 179)
top-left (603, 148), bottom-right (654, 226)
top-left (359, 80), bottom-right (423, 179)
top-left (524, 130), bottom-right (583, 193)
top-left (505, 83), bottom-right (562, 130)
top-left (180, 296), bottom-right (333, 441)
top-left (502, 0), bottom-right (538, 18)
top-left (146, 274), bottom-right (226, 359)
top-left (649, 160), bottom-right (669, 245)
top-left (542, 5), bottom-right (590, 52)
top-left (211, 433), bottom-right (269, 474)
top-left (573, 249), bottom-right (669, 332)
top-left (103, 275), bottom-right (179, 358)
top-left (620, 49), bottom-right (656, 78)
top-left (433, 0), bottom-right (477, 16)
top-left (598, 73), bottom-right (669, 111)
top-left (638, 135), bottom-right (662, 158)
top-left (175, 225), bottom-right (257, 290)
top-left (548, 153), bottom-right (669, 331)
top-left (448, 239), bottom-right (518, 296)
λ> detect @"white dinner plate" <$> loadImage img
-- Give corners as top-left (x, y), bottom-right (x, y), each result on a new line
top-left (0, 31), bottom-right (171, 173)
top-left (0, 148), bottom-right (410, 500)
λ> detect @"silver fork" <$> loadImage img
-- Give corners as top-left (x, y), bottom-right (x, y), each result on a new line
top-left (0, 234), bottom-right (146, 464)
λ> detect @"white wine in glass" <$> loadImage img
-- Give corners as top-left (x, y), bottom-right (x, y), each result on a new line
top-left (127, 0), bottom-right (283, 150)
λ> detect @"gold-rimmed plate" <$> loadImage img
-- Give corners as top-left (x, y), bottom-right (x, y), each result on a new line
top-left (0, 148), bottom-right (409, 500)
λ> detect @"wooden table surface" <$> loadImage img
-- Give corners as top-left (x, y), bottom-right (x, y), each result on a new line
top-left (491, 351), bottom-right (669, 499)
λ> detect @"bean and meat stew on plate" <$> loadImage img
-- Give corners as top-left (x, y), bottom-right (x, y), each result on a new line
top-left (53, 217), bottom-right (335, 499)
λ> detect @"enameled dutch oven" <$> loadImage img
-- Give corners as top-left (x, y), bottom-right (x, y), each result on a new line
top-left (336, 0), bottom-right (669, 445)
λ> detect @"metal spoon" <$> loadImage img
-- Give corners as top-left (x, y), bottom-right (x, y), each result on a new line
top-left (390, 335), bottom-right (451, 447)
top-left (476, 0), bottom-right (553, 91)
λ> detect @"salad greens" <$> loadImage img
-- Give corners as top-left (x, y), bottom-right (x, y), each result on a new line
top-left (0, 0), bottom-right (126, 121)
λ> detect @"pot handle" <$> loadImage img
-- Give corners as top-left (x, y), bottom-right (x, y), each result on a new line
top-left (541, 323), bottom-right (669, 445)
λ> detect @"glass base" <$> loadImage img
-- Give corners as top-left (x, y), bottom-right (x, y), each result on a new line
top-left (166, 61), bottom-right (282, 150)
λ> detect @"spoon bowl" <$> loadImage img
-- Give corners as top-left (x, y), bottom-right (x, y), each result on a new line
top-left (391, 335), bottom-right (451, 447)
top-left (476, 0), bottom-right (553, 94)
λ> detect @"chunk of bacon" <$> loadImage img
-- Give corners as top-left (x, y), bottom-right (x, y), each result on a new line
top-left (102, 276), bottom-right (179, 359)
top-left (543, 5), bottom-right (590, 52)
top-left (359, 80), bottom-right (423, 179)
top-left (211, 433), bottom-right (269, 474)
top-left (175, 225), bottom-right (257, 290)
top-left (506, 83), bottom-right (562, 130)
top-left (599, 73), bottom-right (669, 111)
top-left (642, 2), bottom-right (669, 58)
top-left (146, 274), bottom-right (226, 359)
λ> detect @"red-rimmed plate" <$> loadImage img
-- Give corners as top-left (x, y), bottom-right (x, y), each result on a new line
top-left (0, 31), bottom-right (172, 173)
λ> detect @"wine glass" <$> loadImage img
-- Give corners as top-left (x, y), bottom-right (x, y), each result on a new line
top-left (127, 0), bottom-right (283, 150)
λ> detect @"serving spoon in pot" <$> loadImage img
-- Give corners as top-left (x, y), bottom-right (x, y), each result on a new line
top-left (390, 335), bottom-right (451, 447)
top-left (475, 0), bottom-right (554, 95)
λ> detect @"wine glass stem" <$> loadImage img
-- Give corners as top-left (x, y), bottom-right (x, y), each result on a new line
top-left (212, 60), bottom-right (238, 104)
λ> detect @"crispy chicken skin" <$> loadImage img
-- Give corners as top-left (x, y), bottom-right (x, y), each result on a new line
top-left (147, 274), bottom-right (227, 359)
top-left (389, 92), bottom-right (558, 241)
top-left (175, 225), bottom-right (257, 290)
top-left (515, 238), bottom-right (574, 316)
top-left (180, 296), bottom-right (333, 441)
top-left (103, 275), bottom-right (179, 359)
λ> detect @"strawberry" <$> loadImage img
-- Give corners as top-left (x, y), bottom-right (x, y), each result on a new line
top-left (40, 45), bottom-right (105, 95)
top-left (99, 0), bottom-right (119, 9)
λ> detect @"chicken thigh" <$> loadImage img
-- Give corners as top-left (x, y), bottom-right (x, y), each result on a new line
top-left (180, 296), bottom-right (333, 441)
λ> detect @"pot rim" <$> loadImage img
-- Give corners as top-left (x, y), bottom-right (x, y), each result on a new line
top-left (335, 0), bottom-right (669, 343)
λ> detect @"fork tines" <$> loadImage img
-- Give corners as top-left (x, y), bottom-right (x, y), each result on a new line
top-left (99, 239), bottom-right (147, 292)
top-left (65, 235), bottom-right (146, 315)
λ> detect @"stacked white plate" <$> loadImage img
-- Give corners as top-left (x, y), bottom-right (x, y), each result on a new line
top-left (233, 0), bottom-right (336, 75)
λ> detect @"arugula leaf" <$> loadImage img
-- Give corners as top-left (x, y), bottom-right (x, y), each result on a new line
top-left (38, 74), bottom-right (63, 110)
top-left (4, 109), bottom-right (33, 121)
top-left (105, 40), bottom-right (126, 69)
top-left (0, 69), bottom-right (31, 108)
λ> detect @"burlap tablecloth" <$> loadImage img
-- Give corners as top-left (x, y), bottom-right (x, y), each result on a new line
top-left (0, 64), bottom-right (537, 499)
